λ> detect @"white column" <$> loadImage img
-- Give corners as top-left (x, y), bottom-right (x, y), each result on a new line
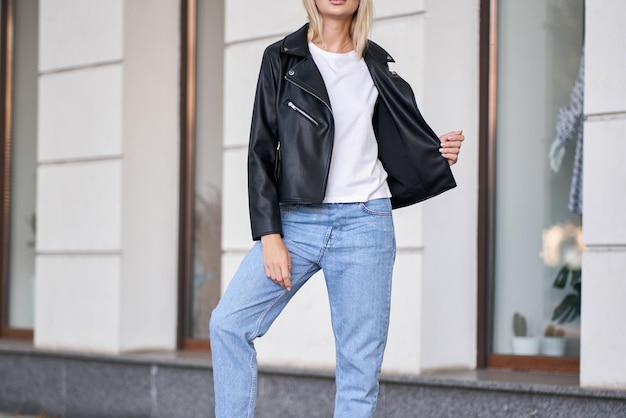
top-left (580, 0), bottom-right (626, 389)
top-left (118, 0), bottom-right (180, 352)
top-left (420, 0), bottom-right (480, 371)
top-left (34, 0), bottom-right (179, 353)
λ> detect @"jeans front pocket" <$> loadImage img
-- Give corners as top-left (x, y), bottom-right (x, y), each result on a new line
top-left (359, 198), bottom-right (392, 216)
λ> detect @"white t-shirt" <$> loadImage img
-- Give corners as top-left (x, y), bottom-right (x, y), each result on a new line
top-left (308, 42), bottom-right (391, 203)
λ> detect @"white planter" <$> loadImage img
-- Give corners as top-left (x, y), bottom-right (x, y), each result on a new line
top-left (541, 337), bottom-right (567, 356)
top-left (512, 337), bottom-right (540, 355)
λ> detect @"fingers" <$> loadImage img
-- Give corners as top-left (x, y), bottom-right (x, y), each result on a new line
top-left (260, 234), bottom-right (292, 291)
top-left (279, 262), bottom-right (292, 291)
top-left (263, 256), bottom-right (292, 290)
top-left (439, 130), bottom-right (464, 166)
top-left (441, 141), bottom-right (461, 165)
top-left (264, 261), bottom-right (292, 290)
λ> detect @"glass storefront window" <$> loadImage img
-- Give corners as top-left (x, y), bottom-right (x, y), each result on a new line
top-left (2, 0), bottom-right (38, 331)
top-left (187, 0), bottom-right (224, 340)
top-left (492, 0), bottom-right (584, 358)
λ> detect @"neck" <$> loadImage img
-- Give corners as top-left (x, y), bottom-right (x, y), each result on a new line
top-left (315, 18), bottom-right (353, 53)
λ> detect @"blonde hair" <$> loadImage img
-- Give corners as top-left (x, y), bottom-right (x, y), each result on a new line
top-left (303, 0), bottom-right (373, 58)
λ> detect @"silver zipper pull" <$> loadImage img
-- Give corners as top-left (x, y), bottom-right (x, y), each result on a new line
top-left (287, 101), bottom-right (319, 126)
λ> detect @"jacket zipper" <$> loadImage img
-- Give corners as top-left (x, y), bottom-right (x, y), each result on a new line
top-left (274, 141), bottom-right (281, 182)
top-left (284, 74), bottom-right (333, 201)
top-left (284, 77), bottom-right (332, 113)
top-left (287, 101), bottom-right (319, 126)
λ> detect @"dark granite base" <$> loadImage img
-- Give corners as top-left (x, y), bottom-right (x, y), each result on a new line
top-left (153, 365), bottom-right (214, 417)
top-left (377, 382), bottom-right (626, 418)
top-left (0, 353), bottom-right (64, 416)
top-left (1, 342), bottom-right (625, 417)
top-left (256, 373), bottom-right (335, 418)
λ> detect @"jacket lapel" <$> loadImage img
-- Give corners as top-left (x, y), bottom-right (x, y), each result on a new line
top-left (281, 24), bottom-right (332, 111)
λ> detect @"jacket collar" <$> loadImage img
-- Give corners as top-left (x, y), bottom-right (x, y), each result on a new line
top-left (281, 23), bottom-right (395, 65)
top-left (281, 24), bottom-right (310, 57)
top-left (365, 40), bottom-right (396, 65)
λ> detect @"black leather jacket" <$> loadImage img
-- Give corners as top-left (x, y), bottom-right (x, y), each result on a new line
top-left (248, 24), bottom-right (456, 240)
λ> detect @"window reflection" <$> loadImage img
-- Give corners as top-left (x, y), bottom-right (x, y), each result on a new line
top-left (6, 0), bottom-right (39, 329)
top-left (192, 185), bottom-right (221, 339)
top-left (188, 0), bottom-right (224, 340)
top-left (492, 0), bottom-right (584, 358)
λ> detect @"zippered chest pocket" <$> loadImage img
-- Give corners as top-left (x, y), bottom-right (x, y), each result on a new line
top-left (286, 100), bottom-right (319, 127)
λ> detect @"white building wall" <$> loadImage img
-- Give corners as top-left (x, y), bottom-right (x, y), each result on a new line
top-left (580, 0), bottom-right (626, 389)
top-left (34, 0), bottom-right (179, 353)
top-left (222, 0), bottom-right (479, 374)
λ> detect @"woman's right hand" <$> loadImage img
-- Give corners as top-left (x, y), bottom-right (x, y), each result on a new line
top-left (260, 234), bottom-right (292, 291)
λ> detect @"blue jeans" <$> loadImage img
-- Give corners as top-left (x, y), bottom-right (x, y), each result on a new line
top-left (210, 198), bottom-right (396, 418)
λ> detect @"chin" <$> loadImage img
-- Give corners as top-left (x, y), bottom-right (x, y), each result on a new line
top-left (316, 0), bottom-right (359, 17)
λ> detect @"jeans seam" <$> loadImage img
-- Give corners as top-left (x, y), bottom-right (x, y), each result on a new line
top-left (248, 351), bottom-right (257, 418)
top-left (317, 227), bottom-right (333, 265)
top-left (290, 263), bottom-right (318, 287)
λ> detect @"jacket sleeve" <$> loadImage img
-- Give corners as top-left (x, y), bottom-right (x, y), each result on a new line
top-left (248, 47), bottom-right (282, 241)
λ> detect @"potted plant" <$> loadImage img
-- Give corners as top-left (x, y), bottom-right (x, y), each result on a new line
top-left (511, 312), bottom-right (540, 355)
top-left (541, 324), bottom-right (566, 356)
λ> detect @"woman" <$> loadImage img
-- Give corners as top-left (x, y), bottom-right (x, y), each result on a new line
top-left (210, 0), bottom-right (464, 416)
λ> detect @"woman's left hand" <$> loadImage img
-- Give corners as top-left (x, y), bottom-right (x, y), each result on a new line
top-left (439, 130), bottom-right (465, 166)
